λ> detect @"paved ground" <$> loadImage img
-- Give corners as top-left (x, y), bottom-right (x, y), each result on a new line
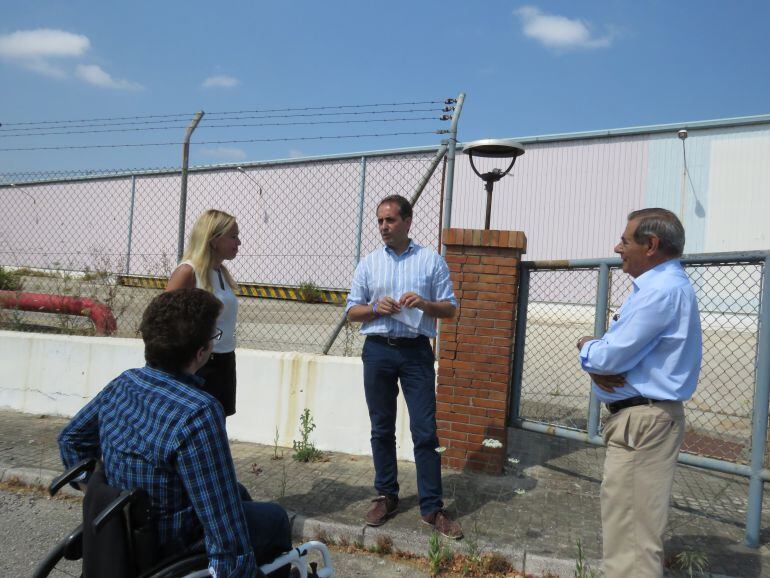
top-left (0, 483), bottom-right (428, 578)
top-left (1, 409), bottom-right (768, 577)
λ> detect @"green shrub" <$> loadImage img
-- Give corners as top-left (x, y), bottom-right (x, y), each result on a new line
top-left (0, 267), bottom-right (23, 291)
top-left (298, 282), bottom-right (322, 303)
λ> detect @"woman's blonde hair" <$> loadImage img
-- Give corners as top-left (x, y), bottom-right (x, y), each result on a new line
top-left (182, 209), bottom-right (239, 293)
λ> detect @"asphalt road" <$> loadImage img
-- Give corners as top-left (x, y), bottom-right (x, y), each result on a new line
top-left (0, 483), bottom-right (427, 578)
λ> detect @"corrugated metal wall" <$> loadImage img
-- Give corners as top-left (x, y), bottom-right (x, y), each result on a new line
top-left (449, 120), bottom-right (770, 261)
top-left (451, 137), bottom-right (647, 260)
top-left (2, 117), bottom-right (769, 284)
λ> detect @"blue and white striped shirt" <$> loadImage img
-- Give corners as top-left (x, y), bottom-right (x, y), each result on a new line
top-left (58, 365), bottom-right (256, 578)
top-left (345, 240), bottom-right (457, 338)
top-left (579, 259), bottom-right (702, 403)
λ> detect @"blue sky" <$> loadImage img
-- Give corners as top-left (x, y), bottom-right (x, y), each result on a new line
top-left (1, 1), bottom-right (769, 173)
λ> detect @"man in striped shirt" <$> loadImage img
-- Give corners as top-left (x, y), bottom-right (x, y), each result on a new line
top-left (346, 194), bottom-right (462, 539)
top-left (58, 289), bottom-right (291, 577)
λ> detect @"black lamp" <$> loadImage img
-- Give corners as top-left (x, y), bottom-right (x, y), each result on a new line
top-left (462, 139), bottom-right (525, 229)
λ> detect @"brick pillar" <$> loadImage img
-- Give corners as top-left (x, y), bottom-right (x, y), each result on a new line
top-left (437, 229), bottom-right (527, 474)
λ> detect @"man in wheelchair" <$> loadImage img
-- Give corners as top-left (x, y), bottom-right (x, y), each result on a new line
top-left (57, 288), bottom-right (293, 577)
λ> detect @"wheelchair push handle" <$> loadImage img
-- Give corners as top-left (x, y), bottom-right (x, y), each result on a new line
top-left (92, 488), bottom-right (151, 532)
top-left (48, 457), bottom-right (97, 496)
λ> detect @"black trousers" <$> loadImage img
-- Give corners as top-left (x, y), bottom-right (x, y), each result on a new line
top-left (196, 351), bottom-right (237, 416)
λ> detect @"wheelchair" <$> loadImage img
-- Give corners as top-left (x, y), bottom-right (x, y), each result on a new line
top-left (33, 459), bottom-right (334, 578)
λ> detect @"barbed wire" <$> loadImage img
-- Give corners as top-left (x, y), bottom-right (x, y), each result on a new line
top-left (0, 100), bottom-right (448, 128)
top-left (0, 130), bottom-right (440, 152)
top-left (0, 107), bottom-right (448, 134)
top-left (0, 115), bottom-right (443, 138)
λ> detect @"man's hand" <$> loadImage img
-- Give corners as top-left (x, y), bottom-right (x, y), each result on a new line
top-left (399, 292), bottom-right (425, 310)
top-left (375, 296), bottom-right (401, 315)
top-left (577, 335), bottom-right (596, 351)
top-left (589, 372), bottom-right (626, 393)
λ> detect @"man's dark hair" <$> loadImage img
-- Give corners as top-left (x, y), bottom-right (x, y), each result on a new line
top-left (140, 288), bottom-right (222, 373)
top-left (377, 194), bottom-right (412, 220)
top-left (628, 208), bottom-right (685, 258)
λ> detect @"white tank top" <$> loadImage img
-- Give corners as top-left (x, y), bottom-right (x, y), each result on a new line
top-left (177, 261), bottom-right (238, 353)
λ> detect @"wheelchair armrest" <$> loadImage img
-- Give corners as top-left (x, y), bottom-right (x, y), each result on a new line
top-left (49, 458), bottom-right (98, 496)
top-left (93, 489), bottom-right (146, 532)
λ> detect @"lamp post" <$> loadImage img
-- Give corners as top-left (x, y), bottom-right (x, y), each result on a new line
top-left (463, 139), bottom-right (525, 229)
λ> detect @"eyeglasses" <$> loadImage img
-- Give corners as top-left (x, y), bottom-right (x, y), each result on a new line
top-left (210, 328), bottom-right (223, 341)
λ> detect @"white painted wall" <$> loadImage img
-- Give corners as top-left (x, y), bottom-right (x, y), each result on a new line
top-left (0, 330), bottom-right (416, 461)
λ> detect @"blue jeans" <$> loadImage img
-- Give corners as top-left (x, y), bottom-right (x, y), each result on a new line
top-left (362, 336), bottom-right (443, 516)
top-left (241, 491), bottom-right (292, 577)
top-left (243, 502), bottom-right (290, 562)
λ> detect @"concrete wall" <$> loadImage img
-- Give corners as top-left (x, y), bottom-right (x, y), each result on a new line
top-left (0, 330), bottom-right (416, 461)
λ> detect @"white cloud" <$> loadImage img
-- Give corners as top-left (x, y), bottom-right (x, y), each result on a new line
top-left (0, 28), bottom-right (142, 89)
top-left (0, 28), bottom-right (89, 59)
top-left (75, 64), bottom-right (143, 90)
top-left (288, 148), bottom-right (305, 159)
top-left (202, 75), bottom-right (239, 89)
top-left (515, 6), bottom-right (612, 50)
top-left (200, 146), bottom-right (247, 161)
top-left (0, 28), bottom-right (89, 77)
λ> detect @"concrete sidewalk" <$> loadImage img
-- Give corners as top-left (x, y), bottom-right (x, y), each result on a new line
top-left (0, 409), bottom-right (767, 577)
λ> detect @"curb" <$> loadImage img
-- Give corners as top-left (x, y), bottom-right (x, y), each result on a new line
top-left (0, 462), bottom-right (584, 576)
top-left (1, 462), bottom-right (734, 578)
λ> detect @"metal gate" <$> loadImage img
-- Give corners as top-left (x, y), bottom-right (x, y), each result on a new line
top-left (509, 251), bottom-right (770, 547)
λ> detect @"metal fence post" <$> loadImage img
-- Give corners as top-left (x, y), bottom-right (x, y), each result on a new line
top-left (509, 264), bottom-right (530, 425)
top-left (441, 92), bottom-right (466, 236)
top-left (354, 156), bottom-right (367, 266)
top-left (746, 257), bottom-right (770, 547)
top-left (587, 263), bottom-right (610, 439)
top-left (125, 174), bottom-right (136, 275)
top-left (177, 111), bottom-right (204, 262)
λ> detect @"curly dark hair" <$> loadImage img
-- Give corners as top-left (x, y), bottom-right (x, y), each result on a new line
top-left (139, 288), bottom-right (222, 373)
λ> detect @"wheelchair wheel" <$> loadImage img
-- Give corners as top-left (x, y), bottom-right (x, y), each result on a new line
top-left (31, 538), bottom-right (82, 578)
top-left (142, 553), bottom-right (210, 578)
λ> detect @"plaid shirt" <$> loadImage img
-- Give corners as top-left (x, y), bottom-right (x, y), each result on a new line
top-left (58, 365), bottom-right (256, 578)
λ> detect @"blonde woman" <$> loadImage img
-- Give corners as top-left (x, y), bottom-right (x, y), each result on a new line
top-left (167, 209), bottom-right (241, 416)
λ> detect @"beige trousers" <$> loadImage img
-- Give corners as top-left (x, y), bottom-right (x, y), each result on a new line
top-left (601, 400), bottom-right (685, 578)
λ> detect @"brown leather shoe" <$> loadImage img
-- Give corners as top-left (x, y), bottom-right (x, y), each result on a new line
top-left (364, 494), bottom-right (399, 526)
top-left (421, 509), bottom-right (463, 540)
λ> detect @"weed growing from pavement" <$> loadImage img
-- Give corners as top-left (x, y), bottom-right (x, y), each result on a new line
top-left (292, 408), bottom-right (324, 462)
top-left (374, 534), bottom-right (393, 555)
top-left (574, 538), bottom-right (598, 578)
top-left (428, 531), bottom-right (452, 577)
top-left (279, 461), bottom-right (288, 498)
top-left (672, 549), bottom-right (710, 577)
top-left (272, 426), bottom-right (283, 460)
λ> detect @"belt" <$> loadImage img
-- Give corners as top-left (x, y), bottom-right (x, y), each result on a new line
top-left (606, 396), bottom-right (662, 415)
top-left (367, 335), bottom-right (429, 347)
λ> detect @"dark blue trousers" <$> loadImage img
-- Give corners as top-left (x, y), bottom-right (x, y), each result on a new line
top-left (362, 336), bottom-right (443, 516)
top-left (239, 484), bottom-right (292, 576)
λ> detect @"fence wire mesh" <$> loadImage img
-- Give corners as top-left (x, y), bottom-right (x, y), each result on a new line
top-left (0, 151), bottom-right (444, 355)
top-left (518, 258), bottom-right (765, 466)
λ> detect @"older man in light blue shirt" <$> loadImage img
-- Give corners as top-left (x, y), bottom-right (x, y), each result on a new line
top-left (346, 194), bottom-right (461, 540)
top-left (577, 208), bottom-right (702, 578)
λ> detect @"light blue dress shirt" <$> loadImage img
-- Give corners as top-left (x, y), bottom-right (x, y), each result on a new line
top-left (579, 259), bottom-right (702, 403)
top-left (345, 240), bottom-right (457, 338)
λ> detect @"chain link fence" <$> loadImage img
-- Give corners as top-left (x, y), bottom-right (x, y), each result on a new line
top-left (516, 255), bottom-right (766, 467)
top-left (0, 151), bottom-right (445, 354)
